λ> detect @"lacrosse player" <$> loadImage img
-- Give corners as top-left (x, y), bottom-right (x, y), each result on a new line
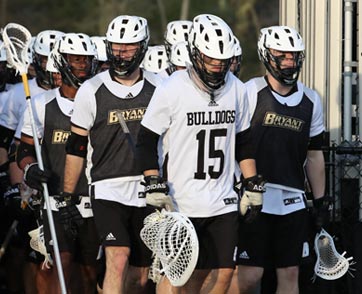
top-left (18, 33), bottom-right (99, 294)
top-left (62, 15), bottom-right (162, 294)
top-left (157, 20), bottom-right (192, 79)
top-left (137, 14), bottom-right (261, 294)
top-left (233, 26), bottom-right (327, 294)
top-left (0, 30), bottom-right (64, 294)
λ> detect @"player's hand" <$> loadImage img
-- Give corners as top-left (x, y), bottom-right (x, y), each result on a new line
top-left (23, 163), bottom-right (53, 191)
top-left (238, 175), bottom-right (265, 222)
top-left (141, 175), bottom-right (174, 211)
top-left (313, 196), bottom-right (332, 232)
top-left (54, 192), bottom-right (83, 239)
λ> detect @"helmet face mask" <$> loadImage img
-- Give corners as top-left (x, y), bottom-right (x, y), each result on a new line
top-left (258, 26), bottom-right (305, 86)
top-left (106, 15), bottom-right (149, 77)
top-left (188, 14), bottom-right (234, 90)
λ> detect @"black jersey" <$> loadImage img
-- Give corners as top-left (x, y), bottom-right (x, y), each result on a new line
top-left (247, 77), bottom-right (318, 191)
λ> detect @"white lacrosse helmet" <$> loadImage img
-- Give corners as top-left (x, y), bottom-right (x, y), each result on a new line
top-left (34, 30), bottom-right (65, 57)
top-left (231, 36), bottom-right (242, 76)
top-left (106, 15), bottom-right (149, 77)
top-left (142, 45), bottom-right (169, 73)
top-left (33, 30), bottom-right (64, 87)
top-left (55, 33), bottom-right (96, 88)
top-left (258, 25), bottom-right (305, 85)
top-left (164, 20), bottom-right (192, 57)
top-left (169, 41), bottom-right (190, 68)
top-left (26, 36), bottom-right (36, 65)
top-left (188, 14), bottom-right (234, 89)
top-left (91, 36), bottom-right (107, 62)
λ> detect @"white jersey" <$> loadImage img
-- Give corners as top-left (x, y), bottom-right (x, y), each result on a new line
top-left (0, 79), bottom-right (46, 131)
top-left (71, 70), bottom-right (162, 207)
top-left (141, 70), bottom-right (250, 217)
top-left (245, 77), bottom-right (325, 215)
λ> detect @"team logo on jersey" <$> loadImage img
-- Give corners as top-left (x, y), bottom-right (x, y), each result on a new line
top-left (263, 112), bottom-right (304, 131)
top-left (52, 130), bottom-right (71, 144)
top-left (108, 108), bottom-right (146, 124)
top-left (186, 110), bottom-right (236, 126)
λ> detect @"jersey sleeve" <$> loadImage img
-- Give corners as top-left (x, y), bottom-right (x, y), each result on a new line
top-left (235, 83), bottom-right (251, 134)
top-left (71, 83), bottom-right (97, 130)
top-left (21, 94), bottom-right (45, 139)
top-left (141, 83), bottom-right (171, 135)
top-left (309, 90), bottom-right (325, 137)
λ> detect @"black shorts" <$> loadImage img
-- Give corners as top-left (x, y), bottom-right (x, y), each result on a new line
top-left (190, 211), bottom-right (238, 269)
top-left (43, 210), bottom-right (100, 266)
top-left (91, 199), bottom-right (153, 267)
top-left (236, 209), bottom-right (309, 268)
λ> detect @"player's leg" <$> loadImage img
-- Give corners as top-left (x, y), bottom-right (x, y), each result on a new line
top-left (187, 212), bottom-right (238, 294)
top-left (126, 205), bottom-right (155, 294)
top-left (274, 209), bottom-right (308, 294)
top-left (236, 212), bottom-right (271, 293)
top-left (92, 199), bottom-right (134, 294)
top-left (77, 215), bottom-right (100, 294)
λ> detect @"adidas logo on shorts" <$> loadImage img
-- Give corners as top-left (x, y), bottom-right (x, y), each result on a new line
top-left (106, 232), bottom-right (116, 241)
top-left (239, 251), bottom-right (250, 259)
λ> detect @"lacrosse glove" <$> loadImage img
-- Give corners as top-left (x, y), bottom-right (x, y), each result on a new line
top-left (54, 192), bottom-right (83, 240)
top-left (313, 196), bottom-right (332, 232)
top-left (23, 163), bottom-right (53, 191)
top-left (141, 175), bottom-right (174, 211)
top-left (238, 175), bottom-right (265, 222)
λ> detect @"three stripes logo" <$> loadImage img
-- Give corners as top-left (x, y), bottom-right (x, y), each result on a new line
top-left (106, 232), bottom-right (116, 241)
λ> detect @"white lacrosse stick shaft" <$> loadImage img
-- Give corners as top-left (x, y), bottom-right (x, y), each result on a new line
top-left (2, 23), bottom-right (66, 294)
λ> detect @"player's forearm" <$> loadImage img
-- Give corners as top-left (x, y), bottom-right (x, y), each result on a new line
top-left (306, 150), bottom-right (325, 199)
top-left (63, 154), bottom-right (84, 193)
top-left (239, 158), bottom-right (257, 179)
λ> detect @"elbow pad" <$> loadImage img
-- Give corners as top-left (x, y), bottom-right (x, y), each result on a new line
top-left (65, 132), bottom-right (88, 158)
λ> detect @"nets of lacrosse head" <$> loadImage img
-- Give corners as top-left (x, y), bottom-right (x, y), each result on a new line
top-left (314, 228), bottom-right (353, 280)
top-left (28, 225), bottom-right (53, 269)
top-left (140, 209), bottom-right (199, 287)
top-left (1, 23), bottom-right (31, 74)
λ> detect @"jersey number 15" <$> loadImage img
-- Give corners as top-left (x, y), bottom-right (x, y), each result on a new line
top-left (194, 128), bottom-right (227, 180)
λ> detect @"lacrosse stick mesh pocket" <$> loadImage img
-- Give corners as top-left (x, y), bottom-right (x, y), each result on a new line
top-left (140, 210), bottom-right (199, 287)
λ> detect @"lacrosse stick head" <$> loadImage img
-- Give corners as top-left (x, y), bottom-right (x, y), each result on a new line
top-left (2, 23), bottom-right (32, 75)
top-left (140, 210), bottom-right (199, 287)
top-left (314, 229), bottom-right (353, 280)
top-left (28, 225), bottom-right (53, 269)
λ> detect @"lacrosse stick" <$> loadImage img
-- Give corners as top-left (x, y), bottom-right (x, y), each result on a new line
top-left (115, 109), bottom-right (136, 154)
top-left (140, 209), bottom-right (199, 287)
top-left (313, 228), bottom-right (355, 281)
top-left (0, 220), bottom-right (18, 261)
top-left (2, 23), bottom-right (66, 294)
top-left (28, 225), bottom-right (53, 270)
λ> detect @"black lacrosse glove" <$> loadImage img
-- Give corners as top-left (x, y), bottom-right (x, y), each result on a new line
top-left (23, 163), bottom-right (53, 191)
top-left (3, 183), bottom-right (35, 219)
top-left (313, 196), bottom-right (332, 232)
top-left (54, 192), bottom-right (83, 240)
top-left (237, 175), bottom-right (266, 223)
top-left (141, 175), bottom-right (174, 211)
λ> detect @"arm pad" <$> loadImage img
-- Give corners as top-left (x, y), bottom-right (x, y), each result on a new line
top-left (236, 127), bottom-right (255, 162)
top-left (17, 141), bottom-right (36, 167)
top-left (136, 125), bottom-right (160, 172)
top-left (65, 132), bottom-right (88, 158)
top-left (308, 132), bottom-right (324, 150)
